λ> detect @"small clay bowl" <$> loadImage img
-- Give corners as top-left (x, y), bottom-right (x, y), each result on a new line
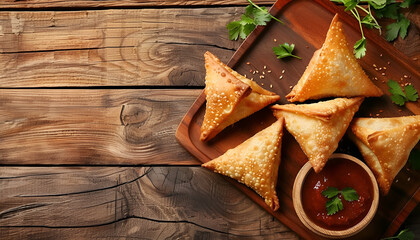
top-left (292, 153), bottom-right (379, 239)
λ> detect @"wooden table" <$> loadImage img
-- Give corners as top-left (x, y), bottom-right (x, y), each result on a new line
top-left (0, 0), bottom-right (419, 239)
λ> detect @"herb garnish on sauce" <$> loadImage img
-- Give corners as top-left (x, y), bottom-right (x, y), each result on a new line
top-left (322, 186), bottom-right (359, 215)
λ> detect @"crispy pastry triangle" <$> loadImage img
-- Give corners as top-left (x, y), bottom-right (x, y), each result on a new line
top-left (286, 14), bottom-right (383, 102)
top-left (202, 118), bottom-right (284, 211)
top-left (348, 115), bottom-right (420, 195)
top-left (271, 97), bottom-right (364, 173)
top-left (200, 51), bottom-right (280, 141)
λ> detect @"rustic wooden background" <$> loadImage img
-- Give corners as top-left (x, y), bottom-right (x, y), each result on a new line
top-left (0, 0), bottom-right (419, 239)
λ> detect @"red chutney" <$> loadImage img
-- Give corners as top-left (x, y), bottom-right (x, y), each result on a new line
top-left (301, 158), bottom-right (373, 231)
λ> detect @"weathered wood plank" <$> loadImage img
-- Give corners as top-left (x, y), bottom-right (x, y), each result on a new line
top-left (0, 166), bottom-right (298, 239)
top-left (0, 89), bottom-right (202, 165)
top-left (0, 0), bottom-right (273, 9)
top-left (0, 7), bottom-right (418, 87)
top-left (0, 9), bottom-right (241, 87)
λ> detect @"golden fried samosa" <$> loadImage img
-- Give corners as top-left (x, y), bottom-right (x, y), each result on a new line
top-left (286, 14), bottom-right (383, 102)
top-left (202, 118), bottom-right (284, 211)
top-left (272, 97), bottom-right (364, 173)
top-left (348, 115), bottom-right (420, 195)
top-left (200, 51), bottom-right (280, 141)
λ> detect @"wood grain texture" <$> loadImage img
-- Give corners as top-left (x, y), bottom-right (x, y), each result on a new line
top-left (0, 89), bottom-right (202, 165)
top-left (0, 166), bottom-right (298, 240)
top-left (0, 9), bottom-right (240, 87)
top-left (0, 0), bottom-right (273, 9)
top-left (0, 6), bottom-right (418, 87)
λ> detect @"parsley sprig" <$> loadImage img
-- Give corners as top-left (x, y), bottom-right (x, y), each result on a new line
top-left (387, 79), bottom-right (419, 106)
top-left (381, 229), bottom-right (415, 240)
top-left (331, 0), bottom-right (384, 59)
top-left (331, 0), bottom-right (415, 58)
top-left (273, 43), bottom-right (301, 59)
top-left (322, 187), bottom-right (359, 215)
top-left (374, 0), bottom-right (415, 41)
top-left (227, 0), bottom-right (283, 40)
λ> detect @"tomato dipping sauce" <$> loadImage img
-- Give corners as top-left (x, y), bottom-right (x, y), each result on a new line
top-left (301, 157), bottom-right (374, 231)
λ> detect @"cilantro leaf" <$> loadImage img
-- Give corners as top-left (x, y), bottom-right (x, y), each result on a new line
top-left (374, 3), bottom-right (399, 19)
top-left (343, 0), bottom-right (358, 11)
top-left (322, 187), bottom-right (359, 215)
top-left (369, 0), bottom-right (387, 9)
top-left (382, 228), bottom-right (415, 240)
top-left (226, 16), bottom-right (256, 40)
top-left (398, 16), bottom-right (410, 39)
top-left (227, 1), bottom-right (283, 41)
top-left (391, 94), bottom-right (407, 106)
top-left (273, 43), bottom-right (301, 59)
top-left (341, 187), bottom-right (359, 201)
top-left (326, 196), bottom-right (343, 215)
top-left (386, 21), bottom-right (401, 41)
top-left (362, 15), bottom-right (380, 29)
top-left (388, 79), bottom-right (406, 97)
top-left (244, 4), bottom-right (254, 17)
top-left (386, 15), bottom-right (410, 41)
top-left (322, 187), bottom-right (340, 198)
top-left (388, 79), bottom-right (407, 106)
top-left (354, 38), bottom-right (367, 59)
top-left (404, 85), bottom-right (419, 102)
top-left (244, 4), bottom-right (271, 26)
top-left (387, 79), bottom-right (419, 106)
top-left (397, 229), bottom-right (415, 240)
top-left (408, 149), bottom-right (420, 170)
top-left (400, 0), bottom-right (416, 8)
top-left (252, 6), bottom-right (271, 25)
top-left (226, 21), bottom-right (241, 40)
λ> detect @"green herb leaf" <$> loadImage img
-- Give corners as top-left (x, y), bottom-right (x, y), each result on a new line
top-left (326, 196), bottom-right (343, 215)
top-left (341, 187), bottom-right (359, 201)
top-left (388, 79), bottom-right (406, 97)
top-left (397, 229), bottom-right (415, 240)
top-left (273, 43), bottom-right (301, 59)
top-left (374, 3), bottom-right (399, 19)
top-left (386, 15), bottom-right (410, 41)
top-left (362, 15), bottom-right (380, 29)
top-left (386, 22), bottom-right (401, 41)
top-left (382, 228), bottom-right (415, 240)
top-left (252, 6), bottom-right (271, 25)
top-left (227, 21), bottom-right (240, 40)
top-left (404, 85), bottom-right (419, 102)
top-left (400, 0), bottom-right (416, 8)
top-left (244, 4), bottom-right (254, 17)
top-left (226, 16), bottom-right (256, 40)
top-left (322, 187), bottom-right (340, 198)
top-left (227, 1), bottom-right (283, 41)
top-left (244, 4), bottom-right (271, 26)
top-left (369, 0), bottom-right (387, 9)
top-left (398, 16), bottom-right (410, 39)
top-left (408, 149), bottom-right (420, 170)
top-left (391, 94), bottom-right (407, 106)
top-left (387, 79), bottom-right (419, 106)
top-left (343, 0), bottom-right (358, 11)
top-left (322, 187), bottom-right (359, 215)
top-left (354, 38), bottom-right (367, 59)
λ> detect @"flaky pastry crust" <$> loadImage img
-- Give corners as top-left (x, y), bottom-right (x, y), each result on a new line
top-left (286, 14), bottom-right (383, 102)
top-left (200, 51), bottom-right (280, 141)
top-left (272, 97), bottom-right (364, 173)
top-left (348, 115), bottom-right (420, 195)
top-left (202, 118), bottom-right (284, 211)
